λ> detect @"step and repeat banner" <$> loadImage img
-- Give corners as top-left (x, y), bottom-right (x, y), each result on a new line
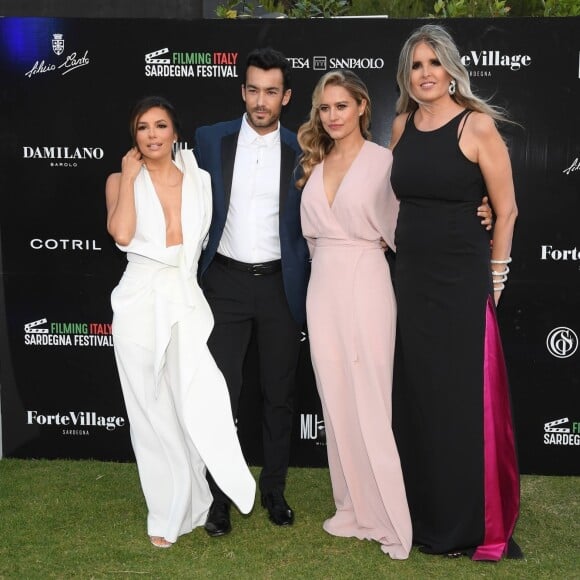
top-left (0, 16), bottom-right (578, 474)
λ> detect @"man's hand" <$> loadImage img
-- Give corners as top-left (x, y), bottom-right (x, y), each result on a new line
top-left (478, 195), bottom-right (493, 231)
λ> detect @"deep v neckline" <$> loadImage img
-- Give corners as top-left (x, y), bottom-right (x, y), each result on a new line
top-left (143, 164), bottom-right (184, 248)
top-left (322, 140), bottom-right (366, 209)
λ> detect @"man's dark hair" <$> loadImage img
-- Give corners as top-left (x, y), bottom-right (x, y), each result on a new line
top-left (244, 47), bottom-right (291, 91)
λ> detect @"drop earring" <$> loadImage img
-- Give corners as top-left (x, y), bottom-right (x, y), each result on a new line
top-left (448, 79), bottom-right (457, 96)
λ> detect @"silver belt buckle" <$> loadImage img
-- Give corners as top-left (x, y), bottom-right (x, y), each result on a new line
top-left (251, 263), bottom-right (264, 276)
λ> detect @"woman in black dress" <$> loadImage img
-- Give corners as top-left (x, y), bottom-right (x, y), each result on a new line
top-left (389, 24), bottom-right (521, 561)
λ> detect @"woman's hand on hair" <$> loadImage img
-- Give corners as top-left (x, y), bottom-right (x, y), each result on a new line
top-left (121, 147), bottom-right (144, 182)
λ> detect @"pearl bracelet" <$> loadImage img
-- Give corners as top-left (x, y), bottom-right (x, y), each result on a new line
top-left (490, 257), bottom-right (512, 265)
top-left (492, 266), bottom-right (509, 284)
top-left (491, 258), bottom-right (511, 292)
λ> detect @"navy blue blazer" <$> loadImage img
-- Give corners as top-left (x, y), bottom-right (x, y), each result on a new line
top-left (194, 117), bottom-right (310, 326)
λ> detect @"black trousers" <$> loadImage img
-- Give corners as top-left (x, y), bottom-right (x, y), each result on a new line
top-left (203, 258), bottom-right (302, 501)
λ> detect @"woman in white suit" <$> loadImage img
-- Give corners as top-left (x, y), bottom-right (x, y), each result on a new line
top-left (105, 96), bottom-right (255, 548)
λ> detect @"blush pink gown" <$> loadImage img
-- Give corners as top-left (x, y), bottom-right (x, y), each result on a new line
top-left (300, 141), bottom-right (411, 559)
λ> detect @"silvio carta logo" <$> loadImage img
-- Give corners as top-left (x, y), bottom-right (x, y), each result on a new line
top-left (24, 32), bottom-right (90, 78)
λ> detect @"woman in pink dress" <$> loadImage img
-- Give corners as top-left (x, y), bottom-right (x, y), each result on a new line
top-left (297, 70), bottom-right (412, 559)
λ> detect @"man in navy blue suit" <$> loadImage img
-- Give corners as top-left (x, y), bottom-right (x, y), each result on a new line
top-left (194, 47), bottom-right (310, 536)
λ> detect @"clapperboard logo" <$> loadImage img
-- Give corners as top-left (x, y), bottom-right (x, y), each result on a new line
top-left (544, 417), bottom-right (570, 434)
top-left (543, 417), bottom-right (580, 446)
top-left (145, 48), bottom-right (171, 64)
top-left (52, 33), bottom-right (64, 56)
top-left (24, 318), bottom-right (48, 334)
top-left (313, 56), bottom-right (327, 71)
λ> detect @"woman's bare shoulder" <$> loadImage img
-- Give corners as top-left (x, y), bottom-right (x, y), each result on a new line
top-left (389, 113), bottom-right (409, 149)
top-left (105, 172), bottom-right (122, 198)
top-left (465, 111), bottom-right (498, 137)
top-left (106, 172), bottom-right (121, 186)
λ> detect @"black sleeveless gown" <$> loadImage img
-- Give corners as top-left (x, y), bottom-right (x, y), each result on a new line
top-left (390, 110), bottom-right (520, 560)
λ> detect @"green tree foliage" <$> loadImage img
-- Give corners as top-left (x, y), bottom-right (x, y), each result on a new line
top-left (290, 0), bottom-right (351, 17)
top-left (215, 0), bottom-right (264, 17)
top-left (217, 0), bottom-right (580, 17)
top-left (431, 0), bottom-right (511, 17)
top-left (348, 0), bottom-right (426, 16)
top-left (540, 0), bottom-right (580, 15)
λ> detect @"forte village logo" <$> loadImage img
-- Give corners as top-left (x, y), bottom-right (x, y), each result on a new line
top-left (540, 245), bottom-right (580, 262)
top-left (27, 410), bottom-right (126, 436)
top-left (145, 48), bottom-right (239, 78)
top-left (24, 318), bottom-right (113, 347)
top-left (544, 417), bottom-right (580, 446)
top-left (25, 32), bottom-right (90, 78)
top-left (22, 145), bottom-right (104, 168)
top-left (460, 49), bottom-right (531, 77)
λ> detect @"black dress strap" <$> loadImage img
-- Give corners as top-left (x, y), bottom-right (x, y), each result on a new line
top-left (457, 110), bottom-right (473, 143)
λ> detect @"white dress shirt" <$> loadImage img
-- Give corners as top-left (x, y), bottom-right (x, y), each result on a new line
top-left (217, 114), bottom-right (282, 263)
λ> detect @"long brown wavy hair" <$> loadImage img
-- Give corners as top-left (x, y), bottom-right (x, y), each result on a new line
top-left (296, 70), bottom-right (371, 189)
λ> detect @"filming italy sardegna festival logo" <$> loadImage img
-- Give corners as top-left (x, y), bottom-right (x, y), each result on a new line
top-left (144, 48), bottom-right (239, 78)
top-left (24, 318), bottom-right (113, 347)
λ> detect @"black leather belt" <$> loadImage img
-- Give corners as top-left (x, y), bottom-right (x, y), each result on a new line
top-left (214, 253), bottom-right (282, 276)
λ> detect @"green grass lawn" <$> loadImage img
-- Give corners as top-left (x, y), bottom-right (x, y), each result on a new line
top-left (0, 459), bottom-right (578, 579)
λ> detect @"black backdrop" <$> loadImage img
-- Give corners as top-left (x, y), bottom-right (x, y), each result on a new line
top-left (0, 16), bottom-right (578, 475)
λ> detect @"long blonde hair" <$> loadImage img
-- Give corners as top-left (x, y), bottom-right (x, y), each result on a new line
top-left (396, 24), bottom-right (508, 122)
top-left (297, 70), bottom-right (371, 189)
